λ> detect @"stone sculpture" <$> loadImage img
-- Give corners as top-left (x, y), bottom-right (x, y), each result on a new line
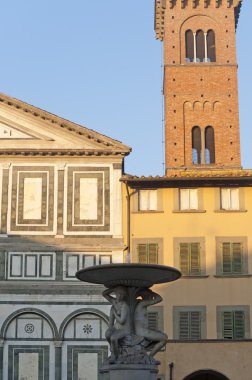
top-left (76, 263), bottom-right (181, 380)
top-left (102, 286), bottom-right (168, 365)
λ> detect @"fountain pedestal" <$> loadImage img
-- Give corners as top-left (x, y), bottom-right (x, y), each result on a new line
top-left (99, 363), bottom-right (158, 380)
top-left (76, 264), bottom-right (181, 380)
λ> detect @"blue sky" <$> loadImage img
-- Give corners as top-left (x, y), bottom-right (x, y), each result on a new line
top-left (0, 1), bottom-right (251, 175)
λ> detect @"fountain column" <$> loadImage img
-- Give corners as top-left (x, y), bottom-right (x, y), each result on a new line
top-left (76, 264), bottom-right (181, 380)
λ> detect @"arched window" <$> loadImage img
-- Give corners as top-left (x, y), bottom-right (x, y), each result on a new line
top-left (205, 126), bottom-right (215, 164)
top-left (185, 30), bottom-right (194, 62)
top-left (185, 29), bottom-right (216, 63)
top-left (192, 127), bottom-right (202, 164)
top-left (196, 30), bottom-right (205, 62)
top-left (207, 30), bottom-right (216, 62)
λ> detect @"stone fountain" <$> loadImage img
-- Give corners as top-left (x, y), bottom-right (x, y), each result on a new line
top-left (76, 263), bottom-right (181, 380)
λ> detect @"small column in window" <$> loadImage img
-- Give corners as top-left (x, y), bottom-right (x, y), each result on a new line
top-left (193, 32), bottom-right (197, 62)
top-left (204, 32), bottom-right (208, 62)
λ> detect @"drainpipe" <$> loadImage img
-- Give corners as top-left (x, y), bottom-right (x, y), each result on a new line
top-left (169, 362), bottom-right (174, 380)
top-left (125, 182), bottom-right (137, 264)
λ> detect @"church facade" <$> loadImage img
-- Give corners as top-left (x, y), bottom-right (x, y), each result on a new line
top-left (0, 92), bottom-right (131, 379)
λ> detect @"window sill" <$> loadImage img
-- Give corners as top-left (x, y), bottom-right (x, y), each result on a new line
top-left (181, 275), bottom-right (209, 279)
top-left (173, 210), bottom-right (206, 213)
top-left (214, 274), bottom-right (252, 278)
top-left (132, 210), bottom-right (164, 214)
top-left (214, 209), bottom-right (247, 213)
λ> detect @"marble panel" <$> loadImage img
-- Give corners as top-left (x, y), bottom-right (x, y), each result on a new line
top-left (19, 352), bottom-right (39, 380)
top-left (79, 177), bottom-right (98, 220)
top-left (23, 177), bottom-right (42, 220)
top-left (78, 353), bottom-right (98, 380)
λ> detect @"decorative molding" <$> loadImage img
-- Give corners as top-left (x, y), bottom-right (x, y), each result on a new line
top-left (155, 0), bottom-right (242, 41)
top-left (0, 92), bottom-right (131, 155)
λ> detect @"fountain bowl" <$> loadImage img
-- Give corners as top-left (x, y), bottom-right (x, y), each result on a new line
top-left (76, 263), bottom-right (181, 288)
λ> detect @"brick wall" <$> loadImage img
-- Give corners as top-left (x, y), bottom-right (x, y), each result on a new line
top-left (162, 2), bottom-right (241, 171)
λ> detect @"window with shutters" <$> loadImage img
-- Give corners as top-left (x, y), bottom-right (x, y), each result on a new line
top-left (179, 189), bottom-right (198, 210)
top-left (217, 306), bottom-right (250, 340)
top-left (221, 242), bottom-right (243, 275)
top-left (179, 311), bottom-right (201, 340)
top-left (148, 312), bottom-right (159, 331)
top-left (137, 244), bottom-right (158, 264)
top-left (216, 237), bottom-right (248, 276)
top-left (179, 243), bottom-right (201, 276)
top-left (222, 311), bottom-right (245, 340)
top-left (220, 188), bottom-right (240, 210)
top-left (138, 190), bottom-right (157, 211)
top-left (173, 306), bottom-right (206, 340)
top-left (147, 306), bottom-right (164, 335)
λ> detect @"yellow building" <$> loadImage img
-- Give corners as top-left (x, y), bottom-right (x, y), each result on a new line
top-left (122, 171), bottom-right (252, 380)
top-left (122, 1), bottom-right (252, 379)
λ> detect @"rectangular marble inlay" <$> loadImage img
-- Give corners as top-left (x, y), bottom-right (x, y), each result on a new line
top-left (23, 177), bottom-right (42, 220)
top-left (19, 352), bottom-right (39, 380)
top-left (79, 177), bottom-right (98, 220)
top-left (78, 353), bottom-right (98, 380)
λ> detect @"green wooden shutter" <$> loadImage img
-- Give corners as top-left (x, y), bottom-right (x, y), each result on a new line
top-left (148, 312), bottom-right (159, 330)
top-left (180, 243), bottom-right (189, 275)
top-left (222, 311), bottom-right (234, 339)
top-left (190, 311), bottom-right (201, 340)
top-left (232, 243), bottom-right (243, 274)
top-left (148, 244), bottom-right (158, 264)
top-left (179, 311), bottom-right (201, 340)
top-left (234, 311), bottom-right (245, 339)
top-left (222, 243), bottom-right (232, 274)
top-left (190, 243), bottom-right (201, 275)
top-left (138, 244), bottom-right (148, 264)
top-left (179, 312), bottom-right (190, 340)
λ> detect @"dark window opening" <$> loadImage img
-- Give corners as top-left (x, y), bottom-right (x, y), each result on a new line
top-left (205, 126), bottom-right (215, 164)
top-left (207, 30), bottom-right (216, 62)
top-left (185, 30), bottom-right (194, 62)
top-left (185, 28), bottom-right (216, 63)
top-left (196, 30), bottom-right (205, 62)
top-left (192, 127), bottom-right (201, 164)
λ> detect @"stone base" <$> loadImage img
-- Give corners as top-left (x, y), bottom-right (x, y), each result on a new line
top-left (99, 364), bottom-right (159, 380)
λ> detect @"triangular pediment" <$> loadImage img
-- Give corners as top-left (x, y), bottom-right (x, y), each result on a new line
top-left (0, 121), bottom-right (50, 140)
top-left (0, 92), bottom-right (131, 156)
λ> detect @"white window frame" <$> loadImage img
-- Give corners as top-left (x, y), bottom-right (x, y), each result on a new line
top-left (179, 189), bottom-right (198, 210)
top-left (220, 188), bottom-right (240, 210)
top-left (138, 190), bottom-right (158, 211)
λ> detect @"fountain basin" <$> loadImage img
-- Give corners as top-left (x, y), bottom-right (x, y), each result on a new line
top-left (76, 263), bottom-right (181, 288)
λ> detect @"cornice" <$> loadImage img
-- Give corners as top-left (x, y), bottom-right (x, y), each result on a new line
top-left (122, 168), bottom-right (252, 188)
top-left (0, 149), bottom-right (127, 157)
top-left (155, 0), bottom-right (243, 41)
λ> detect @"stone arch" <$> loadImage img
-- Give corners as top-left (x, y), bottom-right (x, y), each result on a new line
top-left (59, 308), bottom-right (109, 340)
top-left (180, 14), bottom-right (219, 34)
top-left (184, 369), bottom-right (229, 380)
top-left (1, 307), bottom-right (59, 339)
top-left (180, 15), bottom-right (220, 64)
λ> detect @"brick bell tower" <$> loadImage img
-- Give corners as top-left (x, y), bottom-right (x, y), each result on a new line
top-left (155, 0), bottom-right (243, 173)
